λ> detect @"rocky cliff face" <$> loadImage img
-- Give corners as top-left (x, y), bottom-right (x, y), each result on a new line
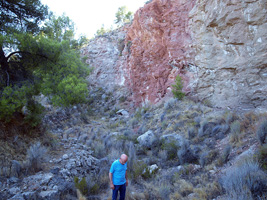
top-left (83, 0), bottom-right (267, 110)
top-left (190, 0), bottom-right (267, 110)
top-left (81, 26), bottom-right (130, 99)
top-left (124, 0), bottom-right (197, 105)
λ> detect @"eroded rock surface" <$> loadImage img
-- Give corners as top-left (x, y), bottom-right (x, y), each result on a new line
top-left (125, 0), bottom-right (197, 105)
top-left (189, 0), bottom-right (267, 110)
top-left (82, 0), bottom-right (267, 110)
top-left (81, 27), bottom-right (130, 98)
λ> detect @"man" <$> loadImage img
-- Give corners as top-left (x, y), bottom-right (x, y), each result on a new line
top-left (109, 154), bottom-right (128, 200)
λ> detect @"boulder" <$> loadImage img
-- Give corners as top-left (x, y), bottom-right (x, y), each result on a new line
top-left (9, 194), bottom-right (25, 200)
top-left (39, 190), bottom-right (60, 200)
top-left (160, 133), bottom-right (184, 147)
top-left (8, 187), bottom-right (20, 195)
top-left (147, 164), bottom-right (159, 174)
top-left (137, 130), bottom-right (157, 149)
top-left (22, 192), bottom-right (37, 200)
top-left (116, 109), bottom-right (129, 118)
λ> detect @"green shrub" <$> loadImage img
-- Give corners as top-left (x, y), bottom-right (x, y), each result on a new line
top-left (257, 120), bottom-right (267, 145)
top-left (74, 177), bottom-right (88, 196)
top-left (119, 96), bottom-right (127, 103)
top-left (188, 127), bottom-right (197, 139)
top-left (178, 141), bottom-right (197, 164)
top-left (230, 120), bottom-right (241, 143)
top-left (134, 108), bottom-right (142, 120)
top-left (172, 75), bottom-right (185, 100)
top-left (49, 75), bottom-right (88, 107)
top-left (177, 179), bottom-right (193, 197)
top-left (91, 141), bottom-right (106, 158)
top-left (258, 144), bottom-right (267, 170)
top-left (199, 150), bottom-right (218, 167)
top-left (221, 158), bottom-right (267, 200)
top-left (159, 183), bottom-right (171, 200)
top-left (216, 145), bottom-right (231, 166)
top-left (130, 161), bottom-right (148, 182)
top-left (231, 120), bottom-right (241, 134)
top-left (24, 100), bottom-right (44, 127)
top-left (90, 183), bottom-right (100, 194)
top-left (25, 142), bottom-right (47, 173)
top-left (198, 121), bottom-right (216, 137)
top-left (0, 85), bottom-right (29, 121)
top-left (161, 140), bottom-right (179, 160)
top-left (11, 160), bottom-right (22, 178)
top-left (161, 121), bottom-right (168, 130)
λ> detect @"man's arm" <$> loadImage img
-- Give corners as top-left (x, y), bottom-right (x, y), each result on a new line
top-left (125, 170), bottom-right (128, 186)
top-left (109, 172), bottom-right (114, 189)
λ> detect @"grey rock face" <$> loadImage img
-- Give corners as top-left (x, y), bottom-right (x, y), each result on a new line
top-left (81, 27), bottom-right (130, 97)
top-left (189, 0), bottom-right (267, 110)
top-left (81, 0), bottom-right (267, 111)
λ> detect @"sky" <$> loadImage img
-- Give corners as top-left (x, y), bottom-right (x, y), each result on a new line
top-left (41, 0), bottom-right (147, 38)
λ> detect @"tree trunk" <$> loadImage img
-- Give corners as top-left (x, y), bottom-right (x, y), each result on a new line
top-left (0, 46), bottom-right (9, 86)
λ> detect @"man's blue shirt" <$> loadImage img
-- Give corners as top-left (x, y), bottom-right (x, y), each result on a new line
top-left (110, 159), bottom-right (127, 185)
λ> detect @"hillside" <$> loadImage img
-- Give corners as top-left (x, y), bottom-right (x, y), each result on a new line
top-left (1, 87), bottom-right (267, 199)
top-left (1, 0), bottom-right (267, 199)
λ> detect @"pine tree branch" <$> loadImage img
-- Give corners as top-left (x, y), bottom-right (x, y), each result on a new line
top-left (7, 51), bottom-right (55, 63)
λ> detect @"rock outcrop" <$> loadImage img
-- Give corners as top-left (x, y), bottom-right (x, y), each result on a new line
top-left (83, 0), bottom-right (267, 110)
top-left (189, 0), bottom-right (267, 110)
top-left (81, 27), bottom-right (130, 99)
top-left (0, 136), bottom-right (101, 200)
top-left (124, 0), bottom-right (197, 105)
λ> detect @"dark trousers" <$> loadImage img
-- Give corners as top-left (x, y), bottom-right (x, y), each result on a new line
top-left (112, 183), bottom-right (126, 200)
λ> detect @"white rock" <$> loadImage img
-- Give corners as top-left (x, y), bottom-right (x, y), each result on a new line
top-left (62, 154), bottom-right (69, 160)
top-left (116, 109), bottom-right (129, 118)
top-left (137, 130), bottom-right (157, 148)
top-left (148, 164), bottom-right (159, 174)
top-left (39, 190), bottom-right (59, 199)
top-left (8, 187), bottom-right (20, 195)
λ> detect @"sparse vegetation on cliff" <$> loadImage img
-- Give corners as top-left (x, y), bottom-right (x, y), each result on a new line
top-left (257, 120), bottom-right (267, 145)
top-left (172, 75), bottom-right (185, 100)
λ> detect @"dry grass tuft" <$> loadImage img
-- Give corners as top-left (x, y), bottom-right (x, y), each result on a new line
top-left (77, 189), bottom-right (87, 200)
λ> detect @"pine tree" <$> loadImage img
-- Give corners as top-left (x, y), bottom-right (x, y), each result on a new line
top-left (115, 6), bottom-right (133, 27)
top-left (172, 75), bottom-right (185, 100)
top-left (0, 0), bottom-right (89, 123)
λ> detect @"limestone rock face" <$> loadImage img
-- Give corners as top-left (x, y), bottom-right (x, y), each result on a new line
top-left (82, 0), bottom-right (267, 110)
top-left (81, 27), bottom-right (130, 97)
top-left (189, 0), bottom-right (267, 110)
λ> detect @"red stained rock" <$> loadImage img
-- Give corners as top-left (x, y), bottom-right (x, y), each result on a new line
top-left (124, 0), bottom-right (196, 105)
